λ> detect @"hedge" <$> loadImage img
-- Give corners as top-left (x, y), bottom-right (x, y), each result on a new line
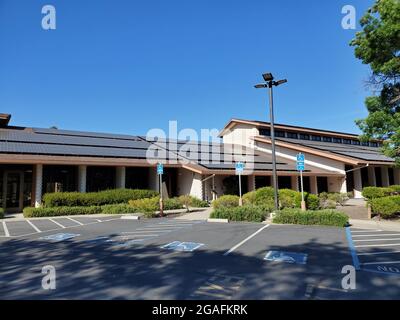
top-left (23, 206), bottom-right (102, 218)
top-left (273, 208), bottom-right (349, 227)
top-left (212, 195), bottom-right (240, 209)
top-left (210, 206), bottom-right (266, 222)
top-left (42, 189), bottom-right (159, 207)
top-left (101, 204), bottom-right (138, 214)
top-left (370, 196), bottom-right (400, 218)
top-left (362, 187), bottom-right (393, 200)
top-left (0, 208), bottom-right (4, 219)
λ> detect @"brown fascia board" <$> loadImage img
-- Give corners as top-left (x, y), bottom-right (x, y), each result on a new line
top-left (0, 113), bottom-right (11, 126)
top-left (219, 118), bottom-right (383, 142)
top-left (253, 136), bottom-right (362, 165)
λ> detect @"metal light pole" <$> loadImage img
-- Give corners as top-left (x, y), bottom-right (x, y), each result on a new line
top-left (255, 73), bottom-right (287, 211)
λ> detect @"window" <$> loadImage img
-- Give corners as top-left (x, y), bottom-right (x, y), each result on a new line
top-left (275, 130), bottom-right (285, 138)
top-left (299, 134), bottom-right (310, 140)
top-left (323, 136), bottom-right (332, 142)
top-left (370, 142), bottom-right (378, 147)
top-left (311, 135), bottom-right (322, 141)
top-left (352, 140), bottom-right (361, 145)
top-left (362, 141), bottom-right (369, 146)
top-left (287, 132), bottom-right (298, 139)
top-left (333, 137), bottom-right (342, 144)
top-left (259, 129), bottom-right (270, 137)
top-left (343, 139), bottom-right (352, 145)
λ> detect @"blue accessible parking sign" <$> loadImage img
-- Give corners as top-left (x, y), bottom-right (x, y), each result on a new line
top-left (157, 163), bottom-right (164, 175)
top-left (296, 153), bottom-right (305, 171)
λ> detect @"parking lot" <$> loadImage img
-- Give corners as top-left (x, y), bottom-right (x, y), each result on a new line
top-left (0, 216), bottom-right (399, 300)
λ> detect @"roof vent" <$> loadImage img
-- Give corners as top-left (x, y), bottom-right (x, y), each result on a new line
top-left (0, 114), bottom-right (11, 127)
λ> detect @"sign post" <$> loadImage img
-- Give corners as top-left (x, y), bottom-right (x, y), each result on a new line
top-left (235, 162), bottom-right (245, 206)
top-left (157, 163), bottom-right (164, 216)
top-left (296, 153), bottom-right (306, 211)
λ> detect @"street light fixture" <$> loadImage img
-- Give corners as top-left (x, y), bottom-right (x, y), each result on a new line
top-left (255, 73), bottom-right (287, 211)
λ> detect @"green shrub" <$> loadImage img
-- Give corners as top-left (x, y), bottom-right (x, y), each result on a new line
top-left (43, 189), bottom-right (159, 207)
top-left (101, 204), bottom-right (137, 214)
top-left (129, 197), bottom-right (159, 214)
top-left (0, 208), bottom-right (4, 219)
top-left (319, 192), bottom-right (349, 206)
top-left (273, 208), bottom-right (349, 227)
top-left (211, 205), bottom-right (266, 222)
top-left (306, 194), bottom-right (320, 210)
top-left (178, 195), bottom-right (208, 211)
top-left (279, 189), bottom-right (298, 208)
top-left (163, 198), bottom-right (183, 210)
top-left (362, 187), bottom-right (393, 200)
top-left (243, 191), bottom-right (257, 205)
top-left (23, 206), bottom-right (102, 218)
top-left (321, 199), bottom-right (337, 209)
top-left (389, 185), bottom-right (400, 193)
top-left (254, 187), bottom-right (275, 205)
top-left (212, 195), bottom-right (240, 209)
top-left (370, 196), bottom-right (400, 219)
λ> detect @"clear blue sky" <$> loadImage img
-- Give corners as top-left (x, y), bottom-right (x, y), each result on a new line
top-left (0, 0), bottom-right (375, 138)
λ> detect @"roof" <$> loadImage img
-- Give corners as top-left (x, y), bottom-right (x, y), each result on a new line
top-left (0, 126), bottom-right (339, 175)
top-left (253, 136), bottom-right (394, 164)
top-left (219, 118), bottom-right (381, 141)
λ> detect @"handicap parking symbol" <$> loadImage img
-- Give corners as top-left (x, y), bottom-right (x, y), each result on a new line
top-left (40, 233), bottom-right (80, 242)
top-left (161, 241), bottom-right (204, 252)
top-left (264, 250), bottom-right (308, 265)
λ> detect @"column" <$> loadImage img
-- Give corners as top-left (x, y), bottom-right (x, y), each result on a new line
top-left (367, 166), bottom-right (376, 187)
top-left (381, 166), bottom-right (390, 187)
top-left (394, 168), bottom-right (400, 185)
top-left (34, 164), bottom-right (43, 208)
top-left (291, 175), bottom-right (299, 191)
top-left (310, 176), bottom-right (318, 194)
top-left (247, 175), bottom-right (256, 192)
top-left (190, 173), bottom-right (204, 200)
top-left (353, 169), bottom-right (363, 198)
top-left (340, 177), bottom-right (347, 193)
top-left (116, 166), bottom-right (126, 189)
top-left (78, 165), bottom-right (87, 193)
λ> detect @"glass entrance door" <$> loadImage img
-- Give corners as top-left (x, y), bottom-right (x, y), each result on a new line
top-left (3, 171), bottom-right (24, 212)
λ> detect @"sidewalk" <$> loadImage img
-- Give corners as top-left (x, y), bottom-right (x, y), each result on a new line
top-left (174, 207), bottom-right (212, 220)
top-left (349, 218), bottom-right (400, 232)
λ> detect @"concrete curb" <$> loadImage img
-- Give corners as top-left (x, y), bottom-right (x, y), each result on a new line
top-left (207, 218), bottom-right (229, 223)
top-left (120, 215), bottom-right (141, 220)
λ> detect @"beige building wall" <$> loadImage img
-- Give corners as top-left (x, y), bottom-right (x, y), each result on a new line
top-left (177, 168), bottom-right (204, 200)
top-left (222, 124), bottom-right (259, 148)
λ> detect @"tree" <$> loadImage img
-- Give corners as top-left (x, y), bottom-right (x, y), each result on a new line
top-left (350, 0), bottom-right (400, 165)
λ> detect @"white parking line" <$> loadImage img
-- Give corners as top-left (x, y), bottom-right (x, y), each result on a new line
top-left (352, 234), bottom-right (400, 237)
top-left (354, 238), bottom-right (400, 242)
top-left (355, 243), bottom-right (400, 248)
top-left (2, 221), bottom-right (10, 237)
top-left (361, 260), bottom-right (400, 266)
top-left (358, 250), bottom-right (400, 256)
top-left (224, 224), bottom-right (270, 256)
top-left (49, 219), bottom-right (66, 229)
top-left (67, 217), bottom-right (84, 226)
top-left (27, 220), bottom-right (41, 233)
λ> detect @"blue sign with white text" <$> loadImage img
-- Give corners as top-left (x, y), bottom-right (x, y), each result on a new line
top-left (157, 163), bottom-right (163, 175)
top-left (296, 153), bottom-right (305, 171)
top-left (235, 162), bottom-right (244, 174)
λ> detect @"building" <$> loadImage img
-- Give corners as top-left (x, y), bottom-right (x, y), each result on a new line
top-left (0, 113), bottom-right (398, 213)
